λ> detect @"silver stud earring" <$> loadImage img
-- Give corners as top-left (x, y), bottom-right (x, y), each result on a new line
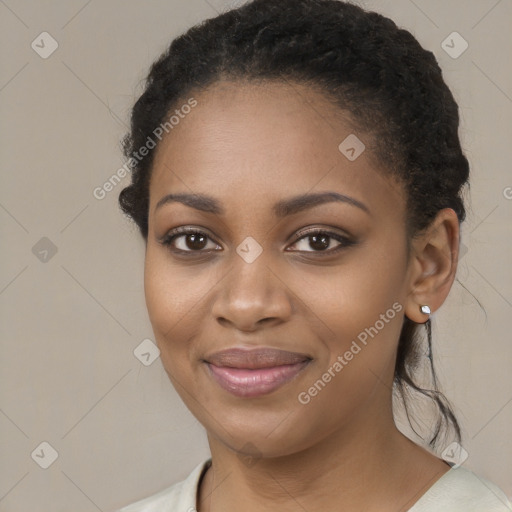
top-left (420, 305), bottom-right (431, 315)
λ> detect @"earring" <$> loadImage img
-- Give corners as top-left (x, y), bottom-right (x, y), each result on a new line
top-left (420, 305), bottom-right (431, 315)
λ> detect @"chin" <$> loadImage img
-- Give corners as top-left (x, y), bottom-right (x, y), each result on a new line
top-left (197, 401), bottom-right (320, 459)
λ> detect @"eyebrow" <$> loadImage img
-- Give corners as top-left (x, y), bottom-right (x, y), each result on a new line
top-left (154, 191), bottom-right (370, 217)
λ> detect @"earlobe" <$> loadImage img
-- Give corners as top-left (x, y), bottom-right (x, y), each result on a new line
top-left (404, 208), bottom-right (460, 324)
top-left (404, 303), bottom-right (432, 324)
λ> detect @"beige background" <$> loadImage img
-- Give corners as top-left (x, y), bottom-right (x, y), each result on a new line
top-left (1, 0), bottom-right (511, 510)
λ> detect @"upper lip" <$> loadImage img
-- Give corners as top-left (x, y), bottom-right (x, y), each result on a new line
top-left (204, 347), bottom-right (312, 369)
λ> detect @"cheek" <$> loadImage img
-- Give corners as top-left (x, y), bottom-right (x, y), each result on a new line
top-left (298, 241), bottom-right (407, 379)
top-left (296, 249), bottom-right (405, 340)
top-left (143, 248), bottom-right (210, 367)
top-left (293, 269), bottom-right (405, 433)
top-left (331, 271), bottom-right (404, 345)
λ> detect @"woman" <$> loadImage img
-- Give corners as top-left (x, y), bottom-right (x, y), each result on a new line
top-left (115, 0), bottom-right (511, 510)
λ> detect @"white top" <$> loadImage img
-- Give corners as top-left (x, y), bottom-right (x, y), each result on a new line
top-left (116, 459), bottom-right (512, 512)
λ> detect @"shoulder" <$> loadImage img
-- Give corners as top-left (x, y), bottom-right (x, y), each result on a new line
top-left (114, 459), bottom-right (211, 512)
top-left (410, 466), bottom-right (512, 512)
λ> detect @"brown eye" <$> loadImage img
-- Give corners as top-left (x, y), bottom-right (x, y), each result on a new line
top-left (161, 227), bottom-right (220, 253)
top-left (287, 229), bottom-right (354, 253)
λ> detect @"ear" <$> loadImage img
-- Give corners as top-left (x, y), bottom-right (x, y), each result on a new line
top-left (404, 208), bottom-right (460, 323)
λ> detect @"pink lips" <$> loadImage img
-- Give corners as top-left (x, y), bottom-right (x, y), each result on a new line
top-left (203, 347), bottom-right (311, 398)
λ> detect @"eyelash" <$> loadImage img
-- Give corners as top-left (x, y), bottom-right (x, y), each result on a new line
top-left (159, 226), bottom-right (355, 256)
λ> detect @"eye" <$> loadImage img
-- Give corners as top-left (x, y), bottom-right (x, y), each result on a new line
top-left (287, 228), bottom-right (354, 254)
top-left (160, 226), bottom-right (355, 256)
top-left (160, 227), bottom-right (221, 253)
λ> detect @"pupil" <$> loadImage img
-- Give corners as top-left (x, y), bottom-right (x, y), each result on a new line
top-left (311, 234), bottom-right (329, 250)
top-left (187, 233), bottom-right (207, 250)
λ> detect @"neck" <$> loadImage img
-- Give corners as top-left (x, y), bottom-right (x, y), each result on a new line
top-left (197, 400), bottom-right (450, 512)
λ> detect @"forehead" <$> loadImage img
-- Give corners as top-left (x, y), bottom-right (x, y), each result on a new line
top-left (149, 80), bottom-right (403, 218)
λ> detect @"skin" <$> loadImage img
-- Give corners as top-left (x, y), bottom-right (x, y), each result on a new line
top-left (143, 80), bottom-right (460, 512)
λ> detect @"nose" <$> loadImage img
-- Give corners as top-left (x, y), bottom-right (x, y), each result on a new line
top-left (211, 251), bottom-right (293, 332)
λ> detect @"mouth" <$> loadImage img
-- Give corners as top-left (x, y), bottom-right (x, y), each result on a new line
top-left (202, 347), bottom-right (312, 398)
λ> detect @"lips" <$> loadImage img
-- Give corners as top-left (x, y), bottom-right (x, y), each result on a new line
top-left (203, 347), bottom-right (312, 398)
top-left (205, 347), bottom-right (311, 368)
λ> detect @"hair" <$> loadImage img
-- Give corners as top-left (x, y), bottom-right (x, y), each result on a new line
top-left (118, 0), bottom-right (469, 450)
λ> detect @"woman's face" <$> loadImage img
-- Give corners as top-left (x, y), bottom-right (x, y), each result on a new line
top-left (144, 80), bottom-right (412, 457)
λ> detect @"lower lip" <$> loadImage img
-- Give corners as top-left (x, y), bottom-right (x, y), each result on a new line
top-left (205, 361), bottom-right (310, 398)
